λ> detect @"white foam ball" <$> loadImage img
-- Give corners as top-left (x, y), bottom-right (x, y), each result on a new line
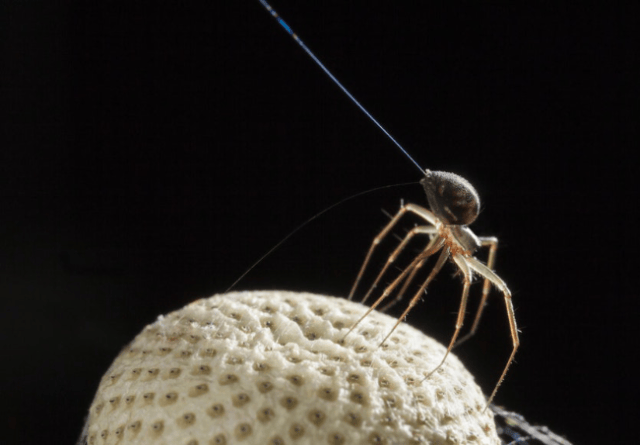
top-left (79, 291), bottom-right (499, 445)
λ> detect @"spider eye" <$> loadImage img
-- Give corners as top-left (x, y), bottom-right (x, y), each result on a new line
top-left (421, 170), bottom-right (480, 225)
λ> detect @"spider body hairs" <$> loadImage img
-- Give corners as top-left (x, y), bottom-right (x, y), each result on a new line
top-left (258, 0), bottom-right (519, 407)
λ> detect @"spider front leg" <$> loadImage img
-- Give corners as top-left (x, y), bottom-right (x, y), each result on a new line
top-left (424, 252), bottom-right (473, 379)
top-left (466, 256), bottom-right (519, 407)
top-left (454, 236), bottom-right (499, 347)
top-left (348, 203), bottom-right (438, 302)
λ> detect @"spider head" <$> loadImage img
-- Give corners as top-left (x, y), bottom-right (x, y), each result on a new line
top-left (421, 170), bottom-right (480, 226)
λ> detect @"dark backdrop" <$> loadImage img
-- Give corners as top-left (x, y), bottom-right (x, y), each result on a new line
top-left (2, 1), bottom-right (636, 444)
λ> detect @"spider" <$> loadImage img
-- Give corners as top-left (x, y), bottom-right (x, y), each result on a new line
top-left (346, 169), bottom-right (519, 406)
top-left (257, 0), bottom-right (519, 406)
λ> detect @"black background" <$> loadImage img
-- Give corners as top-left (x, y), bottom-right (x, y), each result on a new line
top-left (2, 1), bottom-right (637, 444)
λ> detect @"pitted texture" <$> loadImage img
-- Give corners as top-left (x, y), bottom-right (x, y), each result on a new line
top-left (80, 291), bottom-right (499, 445)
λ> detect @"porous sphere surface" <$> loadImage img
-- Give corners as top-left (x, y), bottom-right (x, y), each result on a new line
top-left (80, 291), bottom-right (499, 445)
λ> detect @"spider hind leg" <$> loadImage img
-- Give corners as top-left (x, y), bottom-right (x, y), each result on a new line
top-left (378, 246), bottom-right (451, 347)
top-left (348, 203), bottom-right (438, 302)
top-left (343, 236), bottom-right (445, 340)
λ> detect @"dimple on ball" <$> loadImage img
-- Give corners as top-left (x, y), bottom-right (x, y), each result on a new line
top-left (79, 291), bottom-right (500, 445)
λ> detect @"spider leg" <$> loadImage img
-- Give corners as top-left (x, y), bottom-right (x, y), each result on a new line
top-left (466, 256), bottom-right (519, 407)
top-left (379, 231), bottom-right (439, 313)
top-left (361, 225), bottom-right (438, 305)
top-left (380, 258), bottom-right (424, 313)
top-left (379, 247), bottom-right (451, 346)
top-left (424, 253), bottom-right (472, 380)
top-left (348, 204), bottom-right (438, 301)
top-left (343, 237), bottom-right (445, 340)
top-left (455, 236), bottom-right (498, 347)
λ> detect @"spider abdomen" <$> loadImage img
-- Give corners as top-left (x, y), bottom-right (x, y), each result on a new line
top-left (421, 170), bottom-right (480, 226)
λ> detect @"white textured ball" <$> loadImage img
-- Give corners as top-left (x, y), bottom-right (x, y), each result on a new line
top-left (79, 291), bottom-right (499, 445)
